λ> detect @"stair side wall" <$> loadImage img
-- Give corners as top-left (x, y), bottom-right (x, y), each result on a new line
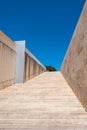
top-left (0, 31), bottom-right (16, 89)
top-left (61, 1), bottom-right (87, 110)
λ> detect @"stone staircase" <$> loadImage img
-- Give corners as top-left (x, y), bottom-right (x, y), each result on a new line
top-left (0, 72), bottom-right (87, 130)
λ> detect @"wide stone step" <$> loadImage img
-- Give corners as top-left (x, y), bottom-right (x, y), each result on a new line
top-left (0, 72), bottom-right (87, 129)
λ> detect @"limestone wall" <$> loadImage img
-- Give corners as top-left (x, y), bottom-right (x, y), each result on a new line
top-left (61, 1), bottom-right (87, 110)
top-left (0, 31), bottom-right (16, 89)
top-left (15, 41), bottom-right (46, 83)
top-left (0, 33), bottom-right (46, 89)
top-left (24, 50), bottom-right (46, 82)
top-left (24, 53), bottom-right (30, 81)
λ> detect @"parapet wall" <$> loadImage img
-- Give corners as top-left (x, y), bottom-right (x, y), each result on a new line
top-left (24, 49), bottom-right (45, 82)
top-left (61, 1), bottom-right (87, 110)
top-left (0, 31), bottom-right (16, 89)
top-left (0, 32), bottom-right (46, 89)
top-left (14, 41), bottom-right (46, 84)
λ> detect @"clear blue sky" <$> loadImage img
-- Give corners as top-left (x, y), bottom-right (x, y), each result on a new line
top-left (0, 0), bottom-right (85, 70)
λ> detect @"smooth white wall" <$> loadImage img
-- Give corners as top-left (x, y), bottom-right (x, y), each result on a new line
top-left (15, 41), bottom-right (25, 83)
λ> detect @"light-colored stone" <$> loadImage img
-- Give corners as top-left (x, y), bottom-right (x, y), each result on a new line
top-left (0, 72), bottom-right (87, 130)
top-left (0, 34), bottom-right (46, 89)
top-left (15, 41), bottom-right (46, 83)
top-left (61, 1), bottom-right (87, 110)
top-left (0, 31), bottom-right (16, 89)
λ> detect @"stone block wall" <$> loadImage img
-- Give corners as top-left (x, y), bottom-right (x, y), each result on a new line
top-left (24, 49), bottom-right (46, 82)
top-left (15, 41), bottom-right (46, 84)
top-left (0, 31), bottom-right (16, 89)
top-left (0, 32), bottom-right (46, 89)
top-left (61, 1), bottom-right (87, 110)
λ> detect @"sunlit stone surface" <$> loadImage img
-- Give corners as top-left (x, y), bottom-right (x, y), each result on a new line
top-left (61, 1), bottom-right (87, 110)
top-left (0, 72), bottom-right (87, 130)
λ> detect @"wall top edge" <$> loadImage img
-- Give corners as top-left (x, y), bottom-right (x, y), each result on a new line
top-left (60, 0), bottom-right (87, 70)
top-left (25, 48), bottom-right (46, 70)
top-left (0, 31), bottom-right (16, 51)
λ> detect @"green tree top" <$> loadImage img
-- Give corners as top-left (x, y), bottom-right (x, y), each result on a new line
top-left (45, 66), bottom-right (57, 72)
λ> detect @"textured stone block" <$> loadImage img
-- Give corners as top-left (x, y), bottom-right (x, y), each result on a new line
top-left (61, 1), bottom-right (87, 110)
top-left (0, 31), bottom-right (16, 89)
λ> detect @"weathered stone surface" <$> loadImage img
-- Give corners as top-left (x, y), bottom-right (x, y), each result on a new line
top-left (0, 31), bottom-right (16, 89)
top-left (24, 48), bottom-right (46, 82)
top-left (0, 72), bottom-right (87, 130)
top-left (0, 34), bottom-right (46, 89)
top-left (61, 1), bottom-right (87, 110)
